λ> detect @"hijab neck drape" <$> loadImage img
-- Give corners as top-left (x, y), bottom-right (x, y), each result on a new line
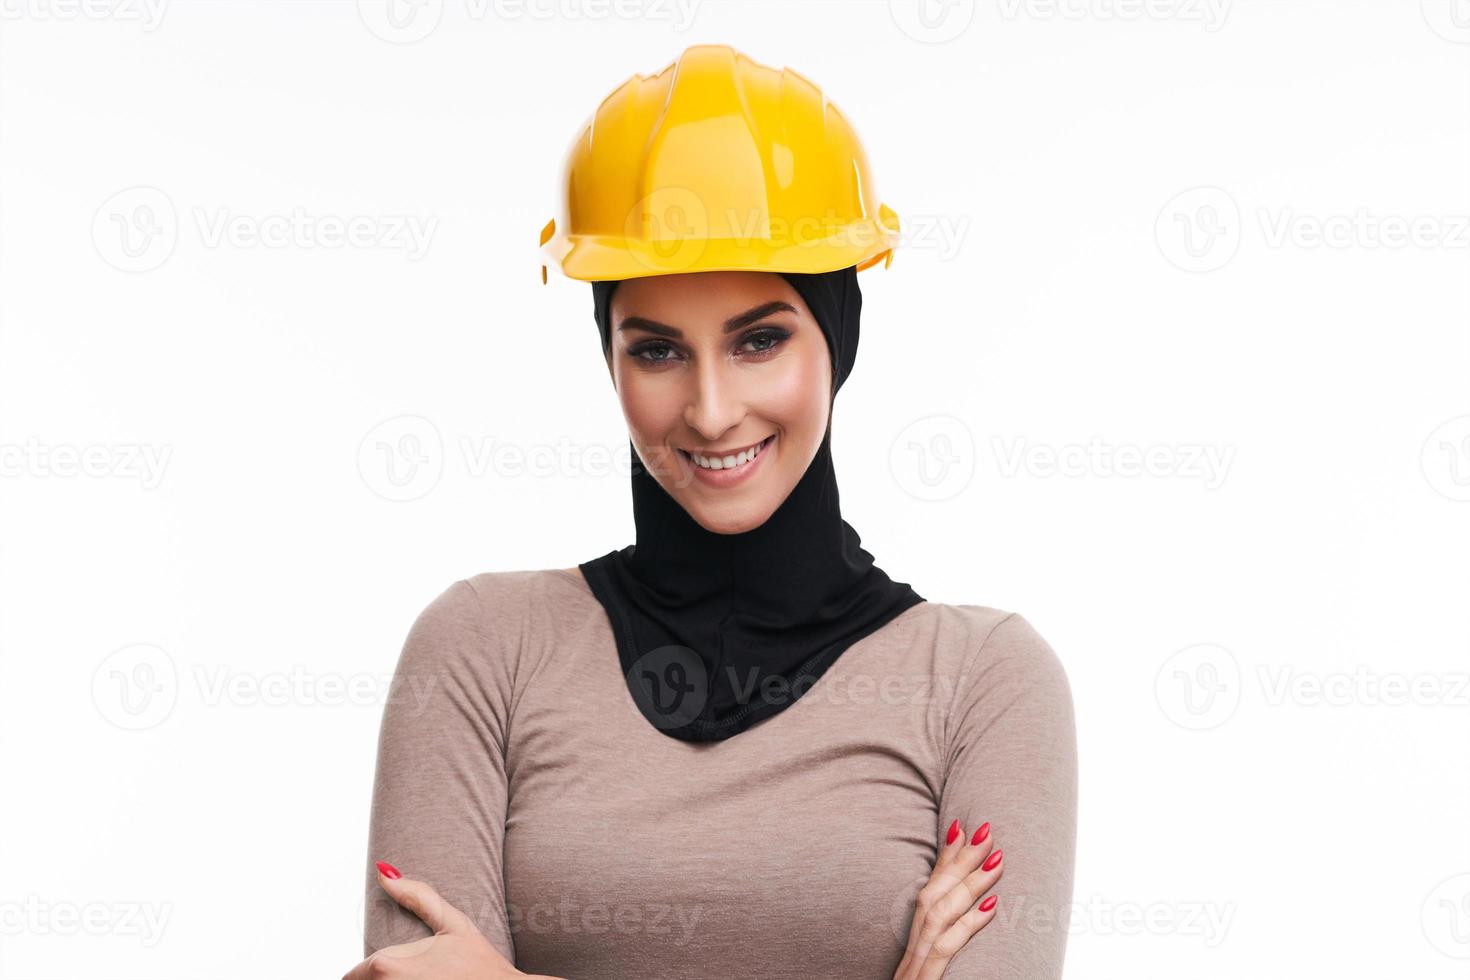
top-left (578, 266), bottom-right (926, 744)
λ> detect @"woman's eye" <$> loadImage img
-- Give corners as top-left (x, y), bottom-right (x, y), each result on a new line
top-left (631, 342), bottom-right (676, 363)
top-left (742, 328), bottom-right (789, 355)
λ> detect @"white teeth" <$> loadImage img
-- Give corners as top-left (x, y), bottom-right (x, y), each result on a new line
top-left (687, 437), bottom-right (769, 471)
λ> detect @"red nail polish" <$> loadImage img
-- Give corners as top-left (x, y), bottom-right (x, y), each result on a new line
top-left (981, 849), bottom-right (1003, 872)
top-left (970, 822), bottom-right (990, 846)
top-left (979, 895), bottom-right (997, 912)
top-left (376, 861), bottom-right (402, 880)
top-left (945, 819), bottom-right (960, 845)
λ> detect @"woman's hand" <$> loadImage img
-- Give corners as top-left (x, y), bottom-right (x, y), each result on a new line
top-left (343, 863), bottom-right (564, 980)
top-left (891, 818), bottom-right (1004, 980)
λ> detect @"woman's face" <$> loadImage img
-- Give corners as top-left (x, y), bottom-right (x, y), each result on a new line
top-left (607, 270), bottom-right (833, 535)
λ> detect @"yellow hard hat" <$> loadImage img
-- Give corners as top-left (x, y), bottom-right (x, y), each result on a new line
top-left (539, 44), bottom-right (899, 285)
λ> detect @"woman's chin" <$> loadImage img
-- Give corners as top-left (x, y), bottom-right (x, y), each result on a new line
top-left (681, 494), bottom-right (780, 535)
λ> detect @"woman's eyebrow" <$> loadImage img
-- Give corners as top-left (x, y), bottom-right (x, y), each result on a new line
top-left (617, 300), bottom-right (798, 339)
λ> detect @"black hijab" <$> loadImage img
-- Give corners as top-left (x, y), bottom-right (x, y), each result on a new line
top-left (578, 265), bottom-right (926, 744)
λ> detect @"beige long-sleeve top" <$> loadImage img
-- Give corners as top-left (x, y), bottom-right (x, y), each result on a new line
top-left (363, 567), bottom-right (1077, 979)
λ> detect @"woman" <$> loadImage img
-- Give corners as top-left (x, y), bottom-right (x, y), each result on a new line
top-left (346, 44), bottom-right (1077, 980)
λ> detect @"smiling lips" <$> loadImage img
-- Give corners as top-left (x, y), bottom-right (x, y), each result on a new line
top-left (678, 435), bottom-right (774, 472)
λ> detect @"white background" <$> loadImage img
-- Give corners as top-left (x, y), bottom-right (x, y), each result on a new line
top-left (1, 1), bottom-right (1467, 977)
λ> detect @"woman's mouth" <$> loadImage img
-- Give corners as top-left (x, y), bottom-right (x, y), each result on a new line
top-left (676, 435), bottom-right (774, 487)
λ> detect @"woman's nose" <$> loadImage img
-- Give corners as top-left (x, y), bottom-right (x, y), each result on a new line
top-left (682, 361), bottom-right (745, 439)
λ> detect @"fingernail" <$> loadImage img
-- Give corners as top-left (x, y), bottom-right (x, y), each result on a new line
top-left (981, 849), bottom-right (1003, 872)
top-left (945, 819), bottom-right (961, 845)
top-left (979, 895), bottom-right (997, 912)
top-left (970, 822), bottom-right (990, 846)
top-left (376, 861), bottom-right (402, 880)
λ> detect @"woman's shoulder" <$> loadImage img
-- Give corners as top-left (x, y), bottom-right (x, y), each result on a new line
top-left (904, 601), bottom-right (1076, 754)
top-left (421, 565), bottom-right (582, 603)
top-left (458, 565), bottom-right (585, 600)
top-left (404, 567), bottom-right (585, 642)
top-left (915, 599), bottom-right (1072, 699)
